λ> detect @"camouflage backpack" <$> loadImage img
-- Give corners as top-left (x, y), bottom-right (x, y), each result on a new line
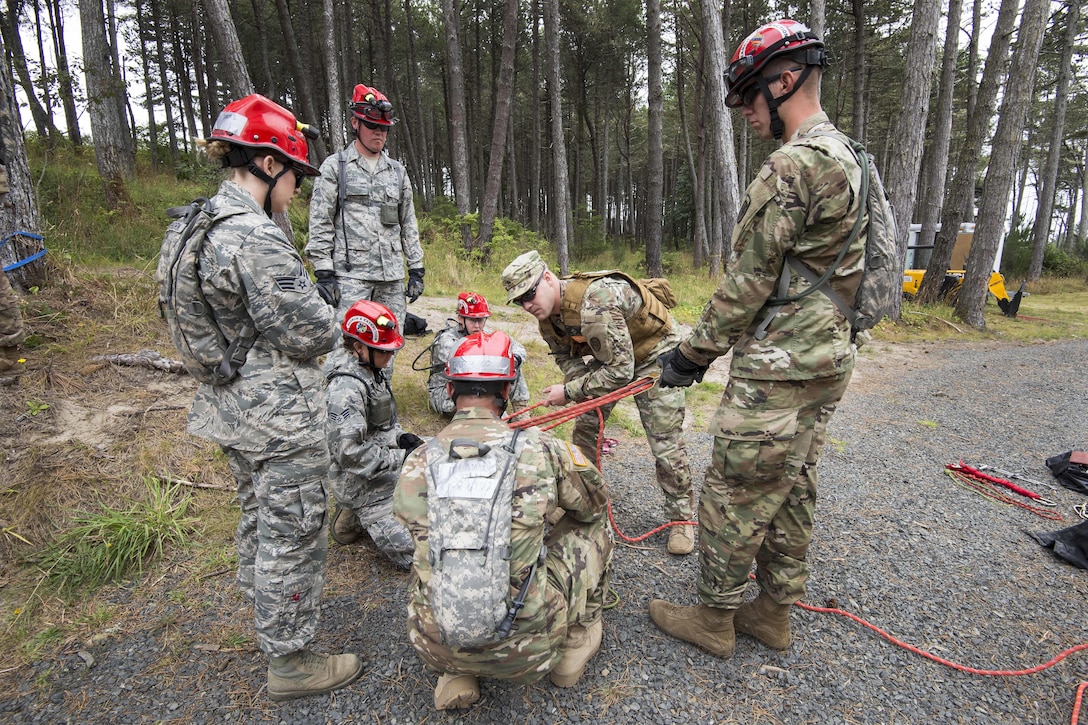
top-left (156, 198), bottom-right (257, 385)
top-left (755, 132), bottom-right (899, 340)
top-left (423, 428), bottom-right (546, 648)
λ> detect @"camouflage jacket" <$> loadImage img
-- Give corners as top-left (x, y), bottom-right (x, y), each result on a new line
top-left (325, 359), bottom-right (405, 504)
top-left (187, 181), bottom-right (338, 452)
top-left (393, 407), bottom-right (608, 680)
top-left (427, 321), bottom-right (531, 415)
top-left (680, 112), bottom-right (865, 381)
top-left (305, 143), bottom-right (422, 282)
top-left (540, 276), bottom-right (679, 401)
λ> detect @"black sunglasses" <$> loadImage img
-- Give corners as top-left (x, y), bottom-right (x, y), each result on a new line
top-left (361, 119), bottom-right (390, 132)
top-left (512, 271), bottom-right (544, 306)
top-left (740, 67), bottom-right (804, 107)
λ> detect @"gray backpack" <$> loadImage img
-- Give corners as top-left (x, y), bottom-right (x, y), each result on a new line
top-left (755, 132), bottom-right (899, 340)
top-left (423, 429), bottom-right (546, 648)
top-left (156, 198), bottom-right (257, 385)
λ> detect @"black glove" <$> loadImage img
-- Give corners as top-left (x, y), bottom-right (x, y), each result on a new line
top-left (657, 346), bottom-right (708, 388)
top-left (406, 268), bottom-right (425, 303)
top-left (314, 270), bottom-right (340, 307)
top-left (397, 432), bottom-right (424, 454)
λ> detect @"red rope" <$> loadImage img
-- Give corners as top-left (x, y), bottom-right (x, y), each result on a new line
top-left (945, 466), bottom-right (1062, 521)
top-left (1073, 682), bottom-right (1088, 724)
top-left (951, 461), bottom-right (1045, 500)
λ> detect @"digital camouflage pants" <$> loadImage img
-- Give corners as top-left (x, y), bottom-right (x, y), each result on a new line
top-left (225, 442), bottom-right (330, 656)
top-left (571, 358), bottom-right (694, 521)
top-left (696, 372), bottom-right (852, 608)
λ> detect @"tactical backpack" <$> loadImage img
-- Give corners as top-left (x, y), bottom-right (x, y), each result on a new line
top-left (423, 429), bottom-right (546, 648)
top-left (156, 198), bottom-right (257, 385)
top-left (754, 132), bottom-right (899, 341)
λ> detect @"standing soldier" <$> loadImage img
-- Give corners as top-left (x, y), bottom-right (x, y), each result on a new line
top-left (325, 299), bottom-right (420, 569)
top-left (425, 291), bottom-right (530, 419)
top-left (501, 251), bottom-right (696, 555)
top-left (395, 331), bottom-right (613, 710)
top-left (181, 95), bottom-right (362, 699)
top-left (649, 20), bottom-right (866, 659)
top-left (306, 83), bottom-right (423, 371)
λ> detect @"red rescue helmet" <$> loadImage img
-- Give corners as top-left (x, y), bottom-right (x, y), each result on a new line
top-left (350, 84), bottom-right (396, 126)
top-left (725, 19), bottom-right (827, 108)
top-left (445, 331), bottom-right (517, 382)
top-left (342, 300), bottom-right (404, 351)
top-left (457, 292), bottom-right (491, 319)
top-left (208, 94), bottom-right (319, 175)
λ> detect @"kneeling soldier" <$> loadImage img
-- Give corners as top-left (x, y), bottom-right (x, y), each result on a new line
top-left (394, 331), bottom-right (614, 710)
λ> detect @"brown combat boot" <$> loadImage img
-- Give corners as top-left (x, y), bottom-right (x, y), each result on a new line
top-left (266, 649), bottom-right (364, 701)
top-left (330, 506), bottom-right (363, 545)
top-left (649, 600), bottom-right (735, 658)
top-left (666, 523), bottom-right (695, 555)
top-left (734, 593), bottom-right (792, 650)
top-left (549, 619), bottom-right (603, 687)
top-left (433, 673), bottom-right (480, 710)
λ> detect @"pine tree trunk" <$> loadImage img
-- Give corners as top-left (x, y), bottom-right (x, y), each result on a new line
top-left (477, 0), bottom-right (518, 252)
top-left (440, 0), bottom-right (474, 249)
top-left (916, 0), bottom-right (1018, 304)
top-left (1028, 0), bottom-right (1078, 281)
top-left (645, 0), bottom-right (664, 277)
top-left (884, 0), bottom-right (941, 321)
top-left (850, 0), bottom-right (867, 142)
top-left (543, 0), bottom-right (570, 272)
top-left (48, 0), bottom-right (82, 146)
top-left (956, 0), bottom-right (1049, 328)
top-left (701, 0), bottom-right (738, 277)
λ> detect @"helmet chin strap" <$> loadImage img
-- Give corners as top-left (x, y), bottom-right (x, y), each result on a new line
top-left (760, 65), bottom-right (816, 140)
top-left (246, 158), bottom-right (292, 217)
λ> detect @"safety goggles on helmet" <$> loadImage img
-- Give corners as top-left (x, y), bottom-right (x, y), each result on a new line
top-left (457, 292), bottom-right (491, 319)
top-left (342, 299), bottom-right (404, 351)
top-left (445, 331), bottom-right (518, 382)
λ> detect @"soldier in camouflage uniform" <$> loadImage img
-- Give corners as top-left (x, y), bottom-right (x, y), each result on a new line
top-left (501, 250), bottom-right (696, 555)
top-left (649, 20), bottom-right (866, 659)
top-left (306, 84), bottom-right (423, 373)
top-left (186, 96), bottom-right (362, 700)
top-left (394, 331), bottom-right (613, 710)
top-left (325, 299), bottom-right (419, 569)
top-left (426, 292), bottom-right (530, 419)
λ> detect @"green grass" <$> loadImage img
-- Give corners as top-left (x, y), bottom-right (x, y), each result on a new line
top-left (33, 477), bottom-right (196, 596)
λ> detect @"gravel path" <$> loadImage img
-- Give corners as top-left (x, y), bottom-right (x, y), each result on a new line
top-left (3, 338), bottom-right (1087, 724)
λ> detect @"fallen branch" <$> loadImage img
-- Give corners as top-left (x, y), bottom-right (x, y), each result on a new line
top-left (902, 311), bottom-right (965, 333)
top-left (162, 475), bottom-right (231, 492)
top-left (92, 349), bottom-right (188, 374)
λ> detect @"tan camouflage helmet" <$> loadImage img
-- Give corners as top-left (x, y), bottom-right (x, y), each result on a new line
top-left (501, 251), bottom-right (548, 303)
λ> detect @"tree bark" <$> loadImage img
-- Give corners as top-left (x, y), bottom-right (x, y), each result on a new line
top-left (809, 0), bottom-right (826, 38)
top-left (956, 0), bottom-right (1049, 328)
top-left (323, 0), bottom-right (346, 150)
top-left (201, 0), bottom-right (254, 96)
top-left (850, 0), bottom-right (867, 142)
top-left (529, 0), bottom-right (541, 233)
top-left (884, 0), bottom-right (941, 321)
top-left (440, 0), bottom-right (474, 249)
top-left (915, 0), bottom-right (963, 271)
top-left (645, 0), bottom-right (664, 277)
top-left (149, 0), bottom-right (179, 162)
top-left (0, 29), bottom-right (45, 289)
top-left (48, 0), bottom-right (82, 146)
top-left (1028, 0), bottom-right (1078, 281)
top-left (269, 0), bottom-right (325, 159)
top-left (79, 0), bottom-right (134, 209)
top-left (476, 0), bottom-right (518, 252)
top-left (2, 0), bottom-right (61, 140)
top-left (701, 0), bottom-right (738, 276)
top-left (917, 0), bottom-right (1018, 304)
top-left (543, 0), bottom-right (571, 272)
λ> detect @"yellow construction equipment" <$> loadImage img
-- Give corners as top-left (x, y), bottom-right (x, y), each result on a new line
top-left (902, 269), bottom-right (1023, 317)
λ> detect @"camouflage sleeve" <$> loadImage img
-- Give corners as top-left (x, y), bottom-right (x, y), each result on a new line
top-left (399, 170), bottom-right (423, 270)
top-left (236, 223), bottom-right (338, 359)
top-left (326, 377), bottom-right (403, 481)
top-left (393, 446), bottom-right (431, 576)
top-left (305, 153), bottom-right (339, 274)
top-left (426, 327), bottom-right (460, 414)
top-left (679, 152), bottom-right (807, 366)
top-left (565, 282), bottom-right (636, 400)
top-left (509, 337), bottom-right (531, 407)
top-left (543, 434), bottom-right (607, 523)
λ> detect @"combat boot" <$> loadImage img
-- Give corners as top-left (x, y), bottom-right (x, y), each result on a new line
top-left (549, 619), bottom-right (603, 687)
top-left (331, 506), bottom-right (364, 545)
top-left (666, 523), bottom-right (694, 555)
top-left (266, 649), bottom-right (364, 701)
top-left (734, 593), bottom-right (792, 650)
top-left (649, 600), bottom-right (735, 659)
top-left (433, 673), bottom-right (480, 710)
